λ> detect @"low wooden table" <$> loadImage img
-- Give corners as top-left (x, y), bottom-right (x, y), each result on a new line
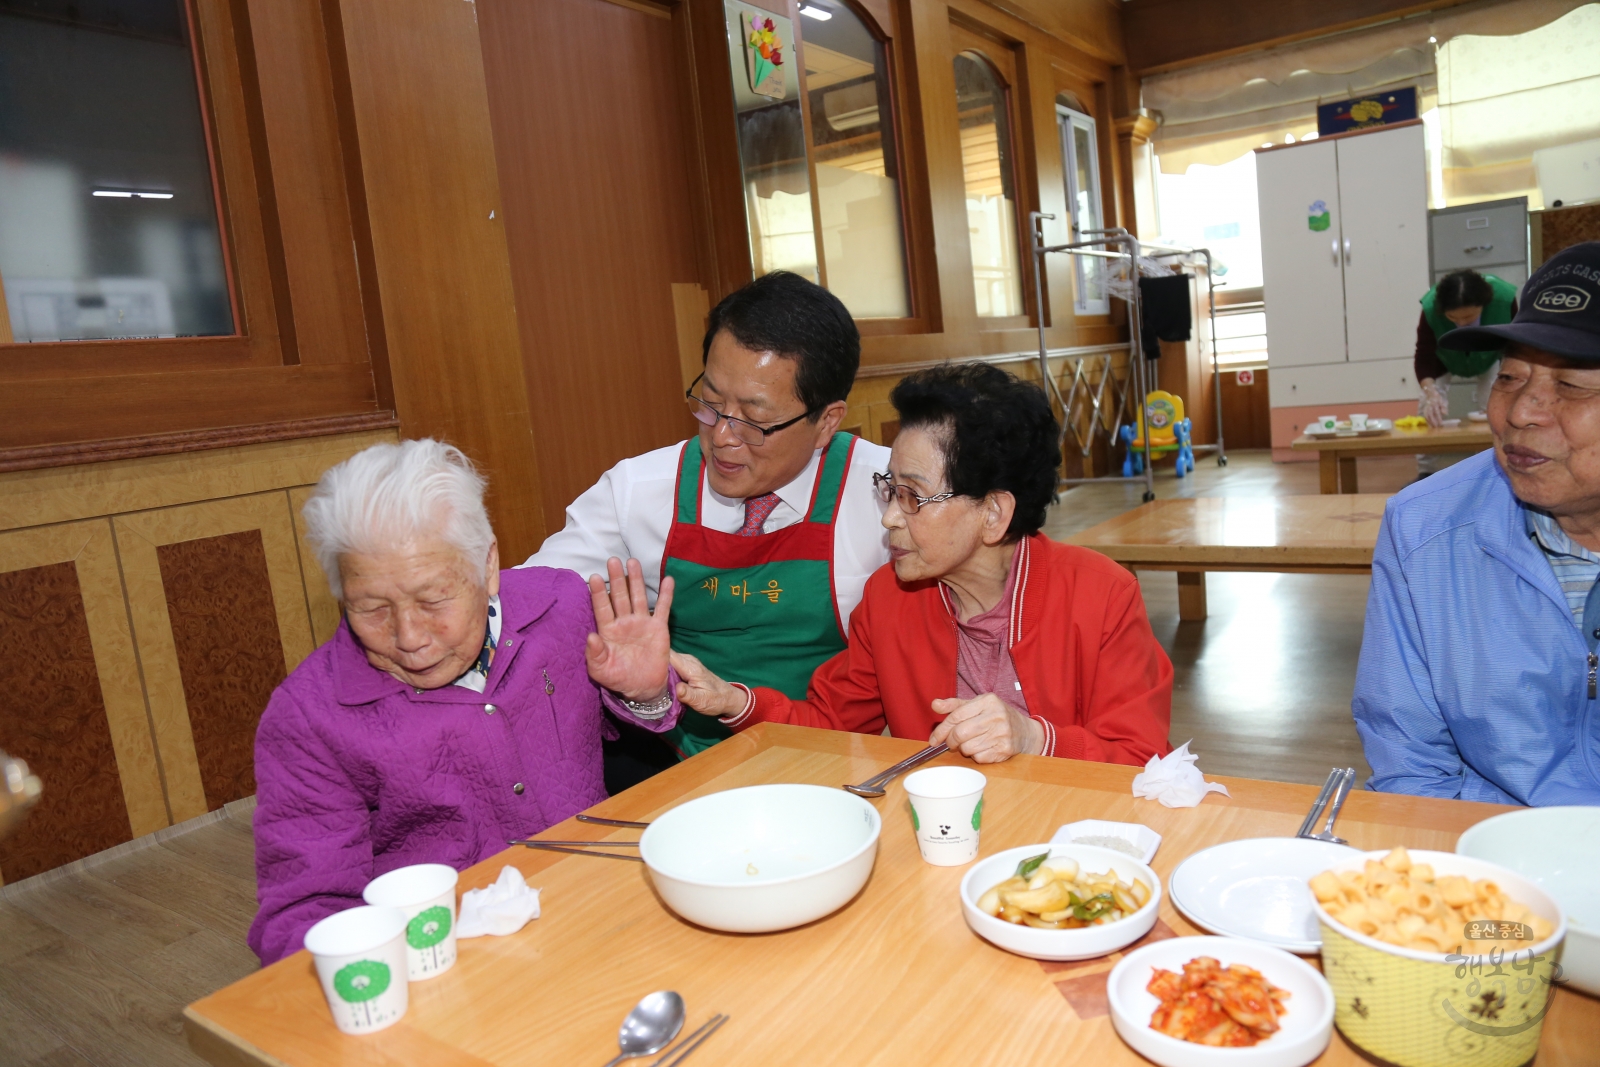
top-left (1290, 425), bottom-right (1492, 493)
top-left (1071, 495), bottom-right (1387, 620)
top-left (185, 725), bottom-right (1596, 1067)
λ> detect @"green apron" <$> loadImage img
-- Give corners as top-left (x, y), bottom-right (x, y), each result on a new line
top-left (1423, 274), bottom-right (1518, 378)
top-left (661, 432), bottom-right (856, 758)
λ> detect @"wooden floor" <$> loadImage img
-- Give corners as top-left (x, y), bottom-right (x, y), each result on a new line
top-left (1042, 448), bottom-right (1422, 787)
top-left (0, 449), bottom-right (1423, 1067)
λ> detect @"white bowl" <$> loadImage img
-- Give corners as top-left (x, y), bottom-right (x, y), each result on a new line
top-left (638, 784), bottom-right (880, 933)
top-left (1457, 805), bottom-right (1600, 996)
top-left (1052, 818), bottom-right (1162, 864)
top-left (960, 843), bottom-right (1161, 961)
top-left (1107, 935), bottom-right (1334, 1067)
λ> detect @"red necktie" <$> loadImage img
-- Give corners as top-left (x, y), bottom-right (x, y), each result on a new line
top-left (738, 493), bottom-right (781, 536)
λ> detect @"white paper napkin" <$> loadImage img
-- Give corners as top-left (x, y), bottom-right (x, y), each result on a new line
top-left (456, 866), bottom-right (541, 938)
top-left (1131, 741), bottom-right (1230, 808)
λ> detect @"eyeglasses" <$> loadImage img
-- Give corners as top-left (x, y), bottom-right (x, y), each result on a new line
top-left (685, 373), bottom-right (818, 446)
top-left (873, 472), bottom-right (955, 514)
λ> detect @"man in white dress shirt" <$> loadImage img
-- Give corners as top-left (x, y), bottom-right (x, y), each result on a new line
top-left (525, 272), bottom-right (891, 778)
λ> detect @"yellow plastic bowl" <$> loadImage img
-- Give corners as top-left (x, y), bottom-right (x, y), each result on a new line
top-left (1311, 850), bottom-right (1566, 1067)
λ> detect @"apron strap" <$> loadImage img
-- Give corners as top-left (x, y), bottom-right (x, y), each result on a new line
top-left (674, 438), bottom-right (703, 525)
top-left (806, 432), bottom-right (856, 525)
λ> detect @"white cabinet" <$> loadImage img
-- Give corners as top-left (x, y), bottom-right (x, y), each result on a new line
top-left (1257, 123), bottom-right (1430, 409)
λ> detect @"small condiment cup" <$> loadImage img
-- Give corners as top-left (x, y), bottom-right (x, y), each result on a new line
top-left (362, 863), bottom-right (459, 981)
top-left (1350, 413), bottom-right (1369, 431)
top-left (303, 906), bottom-right (409, 1035)
top-left (903, 766), bottom-right (986, 866)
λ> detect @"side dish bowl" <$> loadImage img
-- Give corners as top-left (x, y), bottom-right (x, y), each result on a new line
top-left (959, 843), bottom-right (1160, 961)
top-left (638, 784), bottom-right (880, 933)
top-left (1107, 935), bottom-right (1334, 1067)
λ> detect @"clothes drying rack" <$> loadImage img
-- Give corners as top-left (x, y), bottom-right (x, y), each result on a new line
top-left (1029, 215), bottom-right (1227, 503)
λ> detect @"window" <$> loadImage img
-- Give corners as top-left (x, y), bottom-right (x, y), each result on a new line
top-left (1057, 100), bottom-right (1107, 316)
top-left (722, 0), bottom-right (911, 319)
top-left (953, 51), bottom-right (1022, 318)
top-left (0, 0), bottom-right (235, 344)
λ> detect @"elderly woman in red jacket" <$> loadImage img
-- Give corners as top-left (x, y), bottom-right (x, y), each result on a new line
top-left (670, 362), bottom-right (1173, 765)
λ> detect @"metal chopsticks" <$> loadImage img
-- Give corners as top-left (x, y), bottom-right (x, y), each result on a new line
top-left (1296, 766), bottom-right (1356, 842)
top-left (646, 1014), bottom-right (729, 1067)
top-left (509, 839), bottom-right (642, 862)
top-left (577, 814), bottom-right (651, 828)
top-left (1296, 768), bottom-right (1344, 838)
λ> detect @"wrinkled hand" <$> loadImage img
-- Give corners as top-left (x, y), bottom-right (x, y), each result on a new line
top-left (928, 694), bottom-right (1043, 764)
top-left (669, 651), bottom-right (747, 719)
top-left (584, 558), bottom-right (673, 702)
top-left (1420, 379), bottom-right (1449, 428)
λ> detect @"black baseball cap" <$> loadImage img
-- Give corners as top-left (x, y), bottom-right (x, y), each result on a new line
top-left (1442, 241), bottom-right (1600, 361)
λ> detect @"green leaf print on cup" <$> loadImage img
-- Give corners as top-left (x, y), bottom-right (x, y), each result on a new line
top-left (407, 905), bottom-right (452, 950)
top-left (910, 803), bottom-right (920, 832)
top-left (333, 959), bottom-right (391, 1003)
top-left (971, 797), bottom-right (984, 831)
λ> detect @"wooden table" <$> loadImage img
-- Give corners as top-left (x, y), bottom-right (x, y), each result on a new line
top-left (1290, 425), bottom-right (1492, 493)
top-left (1071, 495), bottom-right (1387, 620)
top-left (184, 725), bottom-right (1597, 1067)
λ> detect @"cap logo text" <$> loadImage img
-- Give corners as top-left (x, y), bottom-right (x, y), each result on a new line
top-left (1534, 285), bottom-right (1591, 313)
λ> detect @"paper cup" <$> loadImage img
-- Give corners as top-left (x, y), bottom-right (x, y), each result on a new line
top-left (1317, 414), bottom-right (1338, 432)
top-left (903, 766), bottom-right (986, 866)
top-left (303, 906), bottom-right (409, 1035)
top-left (1350, 413), bottom-right (1369, 430)
top-left (363, 863), bottom-right (459, 981)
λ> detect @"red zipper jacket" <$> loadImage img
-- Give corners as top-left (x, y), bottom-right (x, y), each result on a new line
top-left (719, 534), bottom-right (1173, 765)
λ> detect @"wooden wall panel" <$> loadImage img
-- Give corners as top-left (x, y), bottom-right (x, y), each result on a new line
top-left (0, 522), bottom-right (167, 879)
top-left (157, 530), bottom-right (288, 810)
top-left (0, 428), bottom-right (397, 535)
top-left (288, 484), bottom-right (343, 648)
top-left (0, 560), bottom-right (129, 883)
top-left (335, 0), bottom-right (547, 561)
top-left (479, 0), bottom-right (703, 528)
top-left (115, 492), bottom-right (316, 822)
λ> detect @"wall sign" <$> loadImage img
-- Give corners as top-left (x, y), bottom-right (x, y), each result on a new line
top-left (1236, 369), bottom-right (1255, 386)
top-left (1317, 87), bottom-right (1418, 136)
top-left (743, 11), bottom-right (786, 100)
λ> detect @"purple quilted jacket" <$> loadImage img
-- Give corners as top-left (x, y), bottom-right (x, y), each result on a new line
top-left (247, 565), bottom-right (680, 965)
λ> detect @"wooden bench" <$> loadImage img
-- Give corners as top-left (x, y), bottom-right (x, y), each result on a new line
top-left (1070, 495), bottom-right (1388, 620)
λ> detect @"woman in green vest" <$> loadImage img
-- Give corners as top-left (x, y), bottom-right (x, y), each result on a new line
top-left (1415, 269), bottom-right (1519, 475)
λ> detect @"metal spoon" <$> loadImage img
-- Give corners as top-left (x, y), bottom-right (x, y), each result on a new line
top-left (602, 991), bottom-right (685, 1067)
top-left (844, 744), bottom-right (948, 798)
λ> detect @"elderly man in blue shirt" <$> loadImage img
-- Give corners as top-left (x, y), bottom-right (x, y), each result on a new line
top-left (1353, 241), bottom-right (1600, 806)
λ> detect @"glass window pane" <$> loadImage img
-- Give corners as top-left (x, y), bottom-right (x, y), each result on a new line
top-left (0, 1), bottom-right (235, 343)
top-left (798, 0), bottom-right (908, 319)
top-left (1058, 102), bottom-right (1107, 316)
top-left (724, 2), bottom-right (818, 284)
top-left (954, 52), bottom-right (1022, 318)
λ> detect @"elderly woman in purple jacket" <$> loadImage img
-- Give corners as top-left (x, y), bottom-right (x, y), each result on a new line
top-left (247, 439), bottom-right (678, 964)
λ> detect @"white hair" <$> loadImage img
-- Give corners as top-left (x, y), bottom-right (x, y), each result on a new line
top-left (302, 439), bottom-right (495, 600)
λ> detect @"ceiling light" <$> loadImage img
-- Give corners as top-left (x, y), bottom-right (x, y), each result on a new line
top-left (1285, 133), bottom-right (1296, 143)
top-left (1303, 131), bottom-right (1319, 141)
top-left (800, 4), bottom-right (832, 19)
top-left (93, 190), bottom-right (174, 199)
top-left (1261, 142), bottom-right (1274, 148)
top-left (1428, 35), bottom-right (1437, 43)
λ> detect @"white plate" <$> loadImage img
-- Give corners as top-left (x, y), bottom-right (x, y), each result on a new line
top-left (1108, 935), bottom-right (1334, 1067)
top-left (1168, 838), bottom-right (1362, 953)
top-left (1052, 819), bottom-right (1162, 864)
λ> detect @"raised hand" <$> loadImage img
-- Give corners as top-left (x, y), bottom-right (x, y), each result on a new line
top-left (928, 693), bottom-right (1043, 764)
top-left (584, 557), bottom-right (674, 702)
top-left (670, 651), bottom-right (748, 718)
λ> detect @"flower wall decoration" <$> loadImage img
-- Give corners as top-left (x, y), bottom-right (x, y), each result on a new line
top-left (742, 11), bottom-right (786, 100)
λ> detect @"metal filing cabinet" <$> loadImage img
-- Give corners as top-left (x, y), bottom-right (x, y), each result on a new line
top-left (1429, 197), bottom-right (1529, 288)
